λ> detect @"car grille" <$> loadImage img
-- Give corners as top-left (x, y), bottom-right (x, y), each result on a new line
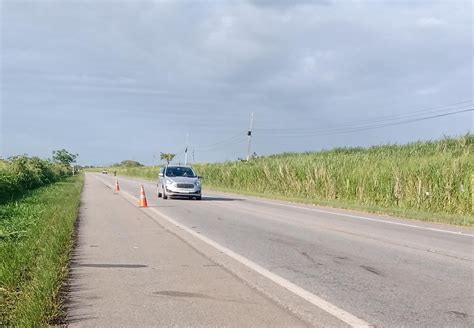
top-left (177, 183), bottom-right (195, 189)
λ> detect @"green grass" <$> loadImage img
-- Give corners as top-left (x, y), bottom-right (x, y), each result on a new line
top-left (0, 156), bottom-right (71, 204)
top-left (0, 174), bottom-right (84, 326)
top-left (96, 135), bottom-right (473, 226)
top-left (95, 166), bottom-right (159, 181)
top-left (203, 184), bottom-right (473, 226)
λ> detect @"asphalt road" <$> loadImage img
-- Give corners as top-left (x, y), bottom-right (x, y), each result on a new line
top-left (79, 173), bottom-right (473, 327)
top-left (68, 175), bottom-right (318, 327)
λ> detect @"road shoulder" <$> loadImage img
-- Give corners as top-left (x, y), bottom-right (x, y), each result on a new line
top-left (66, 174), bottom-right (337, 327)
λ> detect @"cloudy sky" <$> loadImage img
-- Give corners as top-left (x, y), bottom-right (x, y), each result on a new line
top-left (1, 0), bottom-right (472, 165)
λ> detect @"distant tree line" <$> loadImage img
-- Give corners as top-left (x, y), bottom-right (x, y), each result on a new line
top-left (111, 160), bottom-right (144, 167)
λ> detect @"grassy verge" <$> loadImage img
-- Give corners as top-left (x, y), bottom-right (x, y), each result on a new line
top-left (202, 184), bottom-right (473, 227)
top-left (94, 168), bottom-right (473, 226)
top-left (194, 135), bottom-right (472, 218)
top-left (92, 135), bottom-right (473, 227)
top-left (0, 174), bottom-right (84, 326)
top-left (192, 135), bottom-right (472, 226)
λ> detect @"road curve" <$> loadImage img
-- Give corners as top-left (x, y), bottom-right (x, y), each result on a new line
top-left (91, 173), bottom-right (473, 327)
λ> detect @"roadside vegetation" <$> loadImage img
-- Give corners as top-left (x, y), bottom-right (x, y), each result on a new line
top-left (111, 160), bottom-right (144, 167)
top-left (0, 156), bottom-right (71, 204)
top-left (0, 152), bottom-right (82, 326)
top-left (101, 135), bottom-right (473, 226)
top-left (101, 165), bottom-right (158, 180)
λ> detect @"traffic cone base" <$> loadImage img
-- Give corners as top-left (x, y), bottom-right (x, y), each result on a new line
top-left (139, 185), bottom-right (148, 208)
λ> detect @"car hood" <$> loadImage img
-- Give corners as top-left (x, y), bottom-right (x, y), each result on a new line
top-left (166, 176), bottom-right (199, 183)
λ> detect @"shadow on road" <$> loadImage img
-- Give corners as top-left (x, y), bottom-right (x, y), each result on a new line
top-left (146, 205), bottom-right (176, 208)
top-left (164, 196), bottom-right (243, 202)
top-left (201, 196), bottom-right (244, 202)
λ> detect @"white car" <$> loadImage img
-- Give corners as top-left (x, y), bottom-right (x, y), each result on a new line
top-left (157, 165), bottom-right (202, 200)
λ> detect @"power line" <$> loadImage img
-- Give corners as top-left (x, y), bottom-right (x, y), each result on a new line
top-left (257, 108), bottom-right (472, 138)
top-left (165, 146), bottom-right (186, 164)
top-left (195, 136), bottom-right (248, 153)
top-left (254, 99), bottom-right (473, 133)
top-left (193, 132), bottom-right (247, 151)
top-left (162, 133), bottom-right (247, 165)
top-left (159, 99), bottom-right (471, 160)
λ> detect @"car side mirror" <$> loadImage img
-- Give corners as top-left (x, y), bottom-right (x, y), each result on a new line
top-left (159, 173), bottom-right (163, 177)
top-left (198, 176), bottom-right (203, 179)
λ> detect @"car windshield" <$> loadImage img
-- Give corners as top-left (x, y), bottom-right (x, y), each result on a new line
top-left (165, 167), bottom-right (196, 177)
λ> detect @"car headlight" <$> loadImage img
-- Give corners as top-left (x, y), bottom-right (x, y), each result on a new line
top-left (195, 180), bottom-right (201, 187)
top-left (166, 179), bottom-right (175, 186)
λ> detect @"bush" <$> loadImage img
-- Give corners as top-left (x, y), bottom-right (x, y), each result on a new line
top-left (0, 156), bottom-right (71, 204)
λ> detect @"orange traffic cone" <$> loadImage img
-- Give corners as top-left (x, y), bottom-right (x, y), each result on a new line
top-left (114, 179), bottom-right (120, 193)
top-left (138, 185), bottom-right (148, 208)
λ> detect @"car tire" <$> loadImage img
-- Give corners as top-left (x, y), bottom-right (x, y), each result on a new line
top-left (158, 191), bottom-right (162, 198)
top-left (162, 188), bottom-right (168, 200)
top-left (196, 196), bottom-right (202, 200)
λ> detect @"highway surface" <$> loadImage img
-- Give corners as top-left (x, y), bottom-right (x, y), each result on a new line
top-left (69, 173), bottom-right (473, 327)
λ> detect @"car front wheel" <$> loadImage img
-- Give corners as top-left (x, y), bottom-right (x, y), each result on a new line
top-left (162, 188), bottom-right (168, 199)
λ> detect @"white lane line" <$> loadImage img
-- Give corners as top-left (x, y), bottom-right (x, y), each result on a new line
top-left (232, 196), bottom-right (473, 237)
top-left (96, 174), bottom-right (473, 237)
top-left (92, 174), bottom-right (372, 328)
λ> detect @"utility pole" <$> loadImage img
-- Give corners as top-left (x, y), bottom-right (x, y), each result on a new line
top-left (246, 112), bottom-right (254, 161)
top-left (184, 133), bottom-right (189, 166)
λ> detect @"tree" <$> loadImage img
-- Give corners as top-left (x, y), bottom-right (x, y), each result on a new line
top-left (160, 152), bottom-right (176, 164)
top-left (119, 160), bottom-right (143, 167)
top-left (52, 149), bottom-right (78, 166)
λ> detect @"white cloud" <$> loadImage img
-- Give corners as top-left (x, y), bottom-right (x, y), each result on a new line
top-left (416, 17), bottom-right (446, 28)
top-left (1, 0), bottom-right (472, 163)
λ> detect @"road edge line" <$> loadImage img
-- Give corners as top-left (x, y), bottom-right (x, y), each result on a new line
top-left (101, 174), bottom-right (473, 237)
top-left (250, 199), bottom-right (473, 237)
top-left (92, 174), bottom-right (372, 328)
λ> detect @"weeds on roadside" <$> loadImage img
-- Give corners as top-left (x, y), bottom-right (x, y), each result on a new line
top-left (0, 175), bottom-right (83, 326)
